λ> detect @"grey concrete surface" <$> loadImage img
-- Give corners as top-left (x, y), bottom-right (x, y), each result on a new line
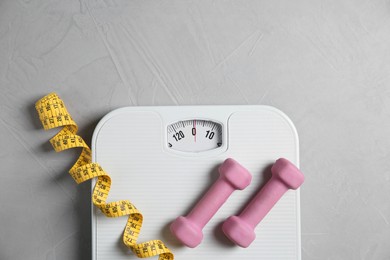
top-left (1, 0), bottom-right (390, 259)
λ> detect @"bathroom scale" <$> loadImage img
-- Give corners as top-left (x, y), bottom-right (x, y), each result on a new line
top-left (91, 105), bottom-right (301, 259)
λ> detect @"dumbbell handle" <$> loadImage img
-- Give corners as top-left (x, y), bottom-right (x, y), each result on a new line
top-left (187, 177), bottom-right (235, 228)
top-left (239, 175), bottom-right (288, 228)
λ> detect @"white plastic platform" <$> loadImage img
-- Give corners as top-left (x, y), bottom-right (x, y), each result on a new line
top-left (92, 106), bottom-right (301, 260)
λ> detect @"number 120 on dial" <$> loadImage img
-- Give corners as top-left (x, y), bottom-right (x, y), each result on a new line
top-left (167, 119), bottom-right (223, 152)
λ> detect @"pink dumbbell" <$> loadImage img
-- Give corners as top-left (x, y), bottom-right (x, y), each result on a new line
top-left (222, 158), bottom-right (304, 248)
top-left (170, 158), bottom-right (252, 248)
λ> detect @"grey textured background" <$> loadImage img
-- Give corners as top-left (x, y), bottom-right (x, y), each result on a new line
top-left (1, 0), bottom-right (390, 259)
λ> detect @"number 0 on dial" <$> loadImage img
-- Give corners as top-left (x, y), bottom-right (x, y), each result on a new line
top-left (167, 119), bottom-right (223, 152)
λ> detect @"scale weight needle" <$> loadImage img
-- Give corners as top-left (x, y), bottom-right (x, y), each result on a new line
top-left (193, 119), bottom-right (196, 143)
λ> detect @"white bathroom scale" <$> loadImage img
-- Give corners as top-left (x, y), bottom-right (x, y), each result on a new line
top-left (91, 105), bottom-right (301, 260)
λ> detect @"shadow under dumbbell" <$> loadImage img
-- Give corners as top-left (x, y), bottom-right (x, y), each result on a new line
top-left (161, 221), bottom-right (186, 248)
top-left (213, 221), bottom-right (236, 247)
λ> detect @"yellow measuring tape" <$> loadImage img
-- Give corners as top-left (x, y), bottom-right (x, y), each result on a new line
top-left (35, 93), bottom-right (173, 260)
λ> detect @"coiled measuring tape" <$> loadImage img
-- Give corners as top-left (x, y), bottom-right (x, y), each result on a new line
top-left (35, 93), bottom-right (174, 260)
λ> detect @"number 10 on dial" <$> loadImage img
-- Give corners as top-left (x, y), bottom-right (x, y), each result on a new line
top-left (167, 119), bottom-right (223, 152)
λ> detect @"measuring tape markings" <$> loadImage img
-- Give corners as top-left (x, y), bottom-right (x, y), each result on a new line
top-left (35, 93), bottom-right (173, 260)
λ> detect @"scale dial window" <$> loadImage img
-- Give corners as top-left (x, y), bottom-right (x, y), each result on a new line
top-left (167, 119), bottom-right (222, 152)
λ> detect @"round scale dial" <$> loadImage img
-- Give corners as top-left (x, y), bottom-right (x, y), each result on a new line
top-left (167, 119), bottom-right (222, 152)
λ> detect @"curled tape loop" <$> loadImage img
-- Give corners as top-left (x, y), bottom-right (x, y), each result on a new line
top-left (36, 93), bottom-right (173, 260)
